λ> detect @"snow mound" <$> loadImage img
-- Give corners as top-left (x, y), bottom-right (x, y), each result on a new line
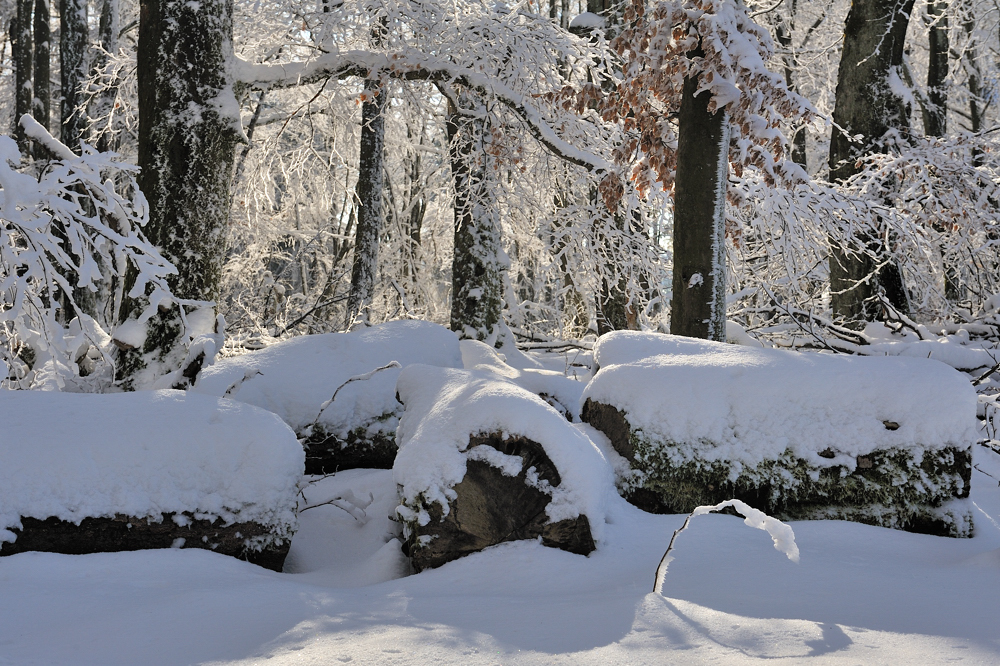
top-left (393, 365), bottom-right (614, 537)
top-left (587, 331), bottom-right (977, 467)
top-left (193, 320), bottom-right (463, 439)
top-left (0, 390), bottom-right (303, 544)
top-left (460, 340), bottom-right (585, 420)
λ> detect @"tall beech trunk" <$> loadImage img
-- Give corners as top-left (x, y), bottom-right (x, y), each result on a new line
top-left (670, 63), bottom-right (731, 342)
top-left (447, 97), bottom-right (504, 341)
top-left (12, 0), bottom-right (33, 152)
top-left (32, 0), bottom-right (49, 134)
top-left (828, 0), bottom-right (914, 324)
top-left (60, 0), bottom-right (87, 151)
top-left (117, 0), bottom-right (240, 387)
top-left (345, 22), bottom-right (388, 329)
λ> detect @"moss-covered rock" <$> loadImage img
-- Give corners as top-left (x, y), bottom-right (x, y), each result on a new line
top-left (582, 398), bottom-right (974, 538)
top-left (399, 432), bottom-right (595, 572)
top-left (302, 417), bottom-right (398, 474)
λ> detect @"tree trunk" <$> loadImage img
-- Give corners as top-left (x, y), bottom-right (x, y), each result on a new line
top-left (925, 1), bottom-right (948, 137)
top-left (117, 0), bottom-right (240, 388)
top-left (670, 66), bottom-right (730, 342)
top-left (12, 0), bottom-right (33, 152)
top-left (32, 0), bottom-right (49, 135)
top-left (345, 22), bottom-right (388, 329)
top-left (93, 0), bottom-right (119, 152)
top-left (447, 97), bottom-right (505, 342)
top-left (828, 0), bottom-right (914, 324)
top-left (60, 0), bottom-right (88, 151)
top-left (776, 3), bottom-right (806, 168)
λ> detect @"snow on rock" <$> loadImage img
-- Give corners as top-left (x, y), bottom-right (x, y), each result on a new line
top-left (0, 390), bottom-right (303, 549)
top-left (393, 364), bottom-right (615, 568)
top-left (569, 11), bottom-right (605, 30)
top-left (192, 320), bottom-right (463, 471)
top-left (460, 340), bottom-right (585, 420)
top-left (583, 331), bottom-right (977, 536)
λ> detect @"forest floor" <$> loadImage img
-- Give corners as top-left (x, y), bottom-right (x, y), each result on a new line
top-left (3, 447), bottom-right (1000, 665)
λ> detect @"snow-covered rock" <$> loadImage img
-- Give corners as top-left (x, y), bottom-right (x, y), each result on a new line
top-left (460, 340), bottom-right (585, 420)
top-left (0, 390), bottom-right (304, 568)
top-left (193, 320), bottom-right (463, 472)
top-left (393, 364), bottom-right (614, 570)
top-left (583, 331), bottom-right (977, 537)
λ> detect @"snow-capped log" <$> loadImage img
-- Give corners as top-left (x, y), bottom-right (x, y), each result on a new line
top-left (582, 332), bottom-right (977, 537)
top-left (193, 320), bottom-right (463, 473)
top-left (394, 365), bottom-right (614, 571)
top-left (0, 391), bottom-right (304, 570)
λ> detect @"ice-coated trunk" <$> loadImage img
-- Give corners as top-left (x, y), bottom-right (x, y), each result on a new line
top-left (670, 68), bottom-right (730, 342)
top-left (12, 0), bottom-right (33, 152)
top-left (60, 0), bottom-right (87, 151)
top-left (828, 0), bottom-right (914, 324)
top-left (447, 98), bottom-right (505, 342)
top-left (32, 0), bottom-right (49, 135)
top-left (344, 78), bottom-right (387, 328)
top-left (117, 0), bottom-right (240, 387)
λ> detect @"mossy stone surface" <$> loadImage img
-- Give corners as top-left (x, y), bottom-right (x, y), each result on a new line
top-left (582, 398), bottom-right (974, 538)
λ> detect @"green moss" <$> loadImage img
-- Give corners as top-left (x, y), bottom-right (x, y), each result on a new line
top-left (627, 434), bottom-right (973, 537)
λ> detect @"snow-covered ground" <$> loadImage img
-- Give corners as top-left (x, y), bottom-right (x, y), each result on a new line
top-left (3, 447), bottom-right (1000, 665)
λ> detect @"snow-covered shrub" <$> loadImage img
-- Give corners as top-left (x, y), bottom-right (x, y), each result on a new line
top-left (582, 331), bottom-right (977, 537)
top-left (394, 364), bottom-right (614, 569)
top-left (0, 117), bottom-right (176, 391)
top-left (193, 320), bottom-right (463, 472)
top-left (0, 390), bottom-right (304, 568)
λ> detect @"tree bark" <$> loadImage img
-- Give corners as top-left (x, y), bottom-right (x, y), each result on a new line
top-left (345, 21), bottom-right (388, 329)
top-left (924, 0), bottom-right (948, 137)
top-left (60, 0), bottom-right (88, 151)
top-left (670, 65), bottom-right (730, 342)
top-left (32, 0), bottom-right (49, 134)
top-left (93, 0), bottom-right (119, 152)
top-left (447, 97), bottom-right (505, 341)
top-left (776, 3), bottom-right (806, 168)
top-left (117, 0), bottom-right (240, 387)
top-left (828, 0), bottom-right (914, 324)
top-left (12, 0), bottom-right (33, 152)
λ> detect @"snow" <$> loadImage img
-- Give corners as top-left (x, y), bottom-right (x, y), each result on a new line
top-left (460, 339), bottom-right (585, 419)
top-left (587, 331), bottom-right (978, 469)
top-left (3, 448), bottom-right (1000, 664)
top-left (192, 320), bottom-right (463, 438)
top-left (0, 390), bottom-right (303, 544)
top-left (393, 364), bottom-right (615, 531)
top-left (568, 11), bottom-right (605, 30)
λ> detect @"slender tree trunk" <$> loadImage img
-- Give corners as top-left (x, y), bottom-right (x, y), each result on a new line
top-left (925, 1), bottom-right (948, 137)
top-left (777, 2), bottom-right (806, 168)
top-left (670, 61), bottom-right (730, 342)
top-left (12, 0), bottom-right (33, 152)
top-left (32, 0), bottom-right (49, 134)
top-left (60, 0), bottom-right (88, 151)
top-left (117, 0), bottom-right (240, 387)
top-left (828, 0), bottom-right (914, 324)
top-left (345, 19), bottom-right (388, 328)
top-left (93, 0), bottom-right (119, 152)
top-left (447, 97), bottom-right (505, 341)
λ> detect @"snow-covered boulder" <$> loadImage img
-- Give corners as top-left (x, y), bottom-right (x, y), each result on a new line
top-left (193, 320), bottom-right (463, 473)
top-left (460, 340), bottom-right (585, 420)
top-left (582, 332), bottom-right (977, 537)
top-left (394, 365), bottom-right (614, 571)
top-left (0, 390), bottom-right (304, 570)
